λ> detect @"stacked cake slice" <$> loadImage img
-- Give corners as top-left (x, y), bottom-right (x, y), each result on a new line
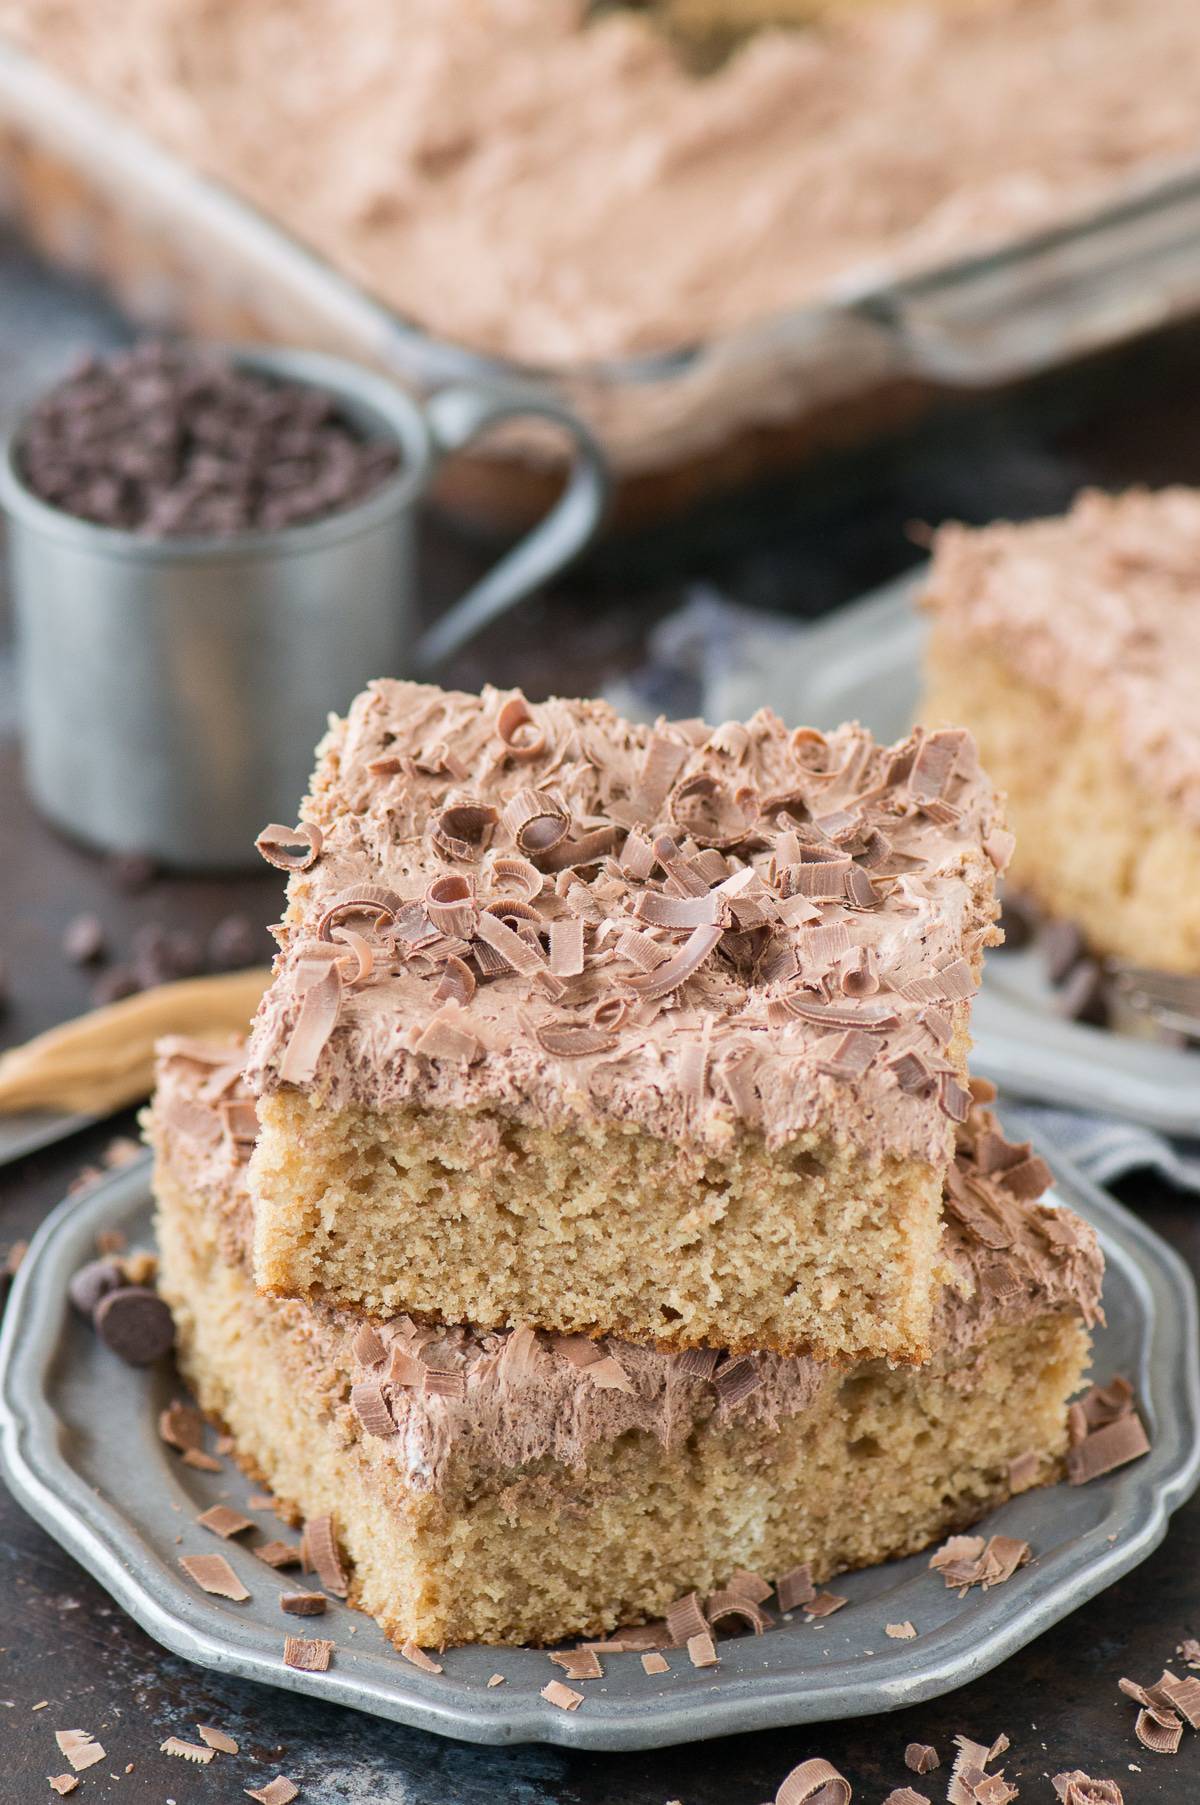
top-left (151, 681), bottom-right (1103, 1647)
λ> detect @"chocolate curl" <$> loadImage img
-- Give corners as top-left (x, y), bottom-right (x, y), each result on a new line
top-left (433, 955), bottom-right (476, 1006)
top-left (278, 962), bottom-right (341, 1084)
top-left (535, 1021), bottom-right (617, 1058)
top-left (255, 821), bottom-right (323, 872)
top-left (487, 853), bottom-right (543, 900)
top-left (431, 802), bottom-right (498, 861)
top-left (501, 787), bottom-right (571, 855)
top-left (625, 923), bottom-right (722, 1001)
top-left (668, 772), bottom-right (759, 849)
top-left (474, 910), bottom-right (561, 994)
top-left (631, 731), bottom-right (690, 823)
top-left (775, 1758), bottom-right (852, 1805)
top-left (316, 886), bottom-right (403, 940)
top-left (633, 889), bottom-right (729, 930)
top-left (424, 873), bottom-right (478, 938)
top-left (330, 926), bottom-right (373, 985)
top-left (495, 695), bottom-right (546, 761)
top-left (704, 1589), bottom-right (770, 1635)
top-left (533, 824), bottom-right (623, 872)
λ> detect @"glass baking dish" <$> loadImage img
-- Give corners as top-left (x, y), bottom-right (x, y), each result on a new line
top-left (3, 36), bottom-right (1200, 535)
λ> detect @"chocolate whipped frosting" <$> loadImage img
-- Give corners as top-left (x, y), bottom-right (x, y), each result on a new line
top-left (243, 681), bottom-right (1006, 1164)
top-left (924, 487), bottom-right (1200, 830)
top-left (2, 1), bottom-right (1198, 366)
top-left (152, 1044), bottom-right (1103, 1493)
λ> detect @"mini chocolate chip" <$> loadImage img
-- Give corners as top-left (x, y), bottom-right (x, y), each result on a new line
top-left (63, 913), bottom-right (107, 965)
top-left (68, 1258), bottom-right (125, 1319)
top-left (93, 1286), bottom-right (175, 1365)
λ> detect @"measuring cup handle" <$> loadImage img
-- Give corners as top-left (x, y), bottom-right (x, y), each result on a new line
top-left (409, 385), bottom-right (609, 677)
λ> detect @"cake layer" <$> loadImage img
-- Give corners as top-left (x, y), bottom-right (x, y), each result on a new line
top-left (244, 683), bottom-right (1004, 1358)
top-left (150, 1043), bottom-right (1101, 1647)
top-left (922, 487), bottom-right (1200, 971)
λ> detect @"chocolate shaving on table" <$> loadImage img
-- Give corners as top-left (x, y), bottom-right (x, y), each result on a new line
top-left (541, 1679), bottom-right (584, 1710)
top-left (54, 1731), bottom-right (105, 1772)
top-left (256, 821), bottom-right (323, 872)
top-left (197, 1724), bottom-right (239, 1754)
top-left (198, 1504), bottom-right (255, 1540)
top-left (283, 1635), bottom-right (333, 1673)
top-left (641, 1652), bottom-right (670, 1675)
top-left (49, 1777), bottom-right (79, 1796)
top-left (775, 1756), bottom-right (852, 1805)
top-left (804, 1592), bottom-right (848, 1619)
top-left (487, 1673), bottom-right (506, 1687)
top-left (278, 960), bottom-right (341, 1084)
top-left (351, 1380), bottom-right (397, 1436)
top-left (666, 1591), bottom-right (709, 1647)
top-left (1134, 1706), bottom-right (1182, 1754)
top-left (549, 1647), bottom-right (603, 1681)
top-left (179, 1553), bottom-right (250, 1601)
top-left (301, 1514), bottom-right (349, 1596)
top-left (245, 1778), bottom-right (300, 1805)
top-left (1052, 1774), bottom-right (1124, 1804)
top-left (160, 1736), bottom-right (215, 1764)
top-left (256, 1540), bottom-right (302, 1568)
top-left (686, 1632), bottom-right (719, 1668)
top-left (705, 1589), bottom-right (770, 1635)
top-left (905, 1744), bottom-right (940, 1773)
top-left (1154, 1669), bottom-right (1200, 1726)
top-left (883, 1790), bottom-right (930, 1805)
top-left (775, 1564), bottom-right (816, 1612)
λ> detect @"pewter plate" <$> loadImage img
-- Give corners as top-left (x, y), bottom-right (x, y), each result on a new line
top-left (0, 1148), bottom-right (1196, 1750)
top-left (705, 570), bottom-right (1200, 1137)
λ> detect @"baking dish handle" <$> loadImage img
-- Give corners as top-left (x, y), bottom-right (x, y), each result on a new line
top-left (858, 174), bottom-right (1200, 388)
top-left (410, 386), bottom-right (610, 675)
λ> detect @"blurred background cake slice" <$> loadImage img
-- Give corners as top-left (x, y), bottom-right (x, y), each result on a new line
top-left (921, 487), bottom-right (1200, 973)
top-left (244, 681), bottom-right (1006, 1364)
top-left (151, 1041), bottom-right (1101, 1648)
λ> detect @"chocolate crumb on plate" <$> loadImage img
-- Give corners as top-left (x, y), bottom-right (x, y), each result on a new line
top-left (301, 1513), bottom-right (349, 1596)
top-left (178, 1552), bottom-right (250, 1601)
top-left (1052, 1773), bottom-right (1124, 1803)
top-left (905, 1743), bottom-right (940, 1773)
top-left (804, 1591), bottom-right (848, 1619)
top-left (775, 1756), bottom-right (852, 1804)
top-left (775, 1563), bottom-right (815, 1612)
top-left (486, 1673), bottom-right (505, 1687)
top-left (883, 1790), bottom-right (930, 1805)
top-left (197, 1504), bottom-right (255, 1540)
top-left (666, 1590), bottom-right (708, 1647)
top-left (283, 1636), bottom-right (333, 1673)
top-left (181, 1447), bottom-right (224, 1473)
top-left (280, 1592), bottom-right (328, 1616)
top-left (399, 1640), bottom-right (443, 1674)
top-left (244, 1776), bottom-right (300, 1805)
top-left (160, 1736), bottom-right (215, 1764)
top-left (53, 1730), bottom-right (105, 1772)
top-left (642, 1652), bottom-right (670, 1676)
top-left (686, 1631), bottom-right (719, 1668)
top-left (197, 1724), bottom-right (239, 1754)
top-left (92, 1285), bottom-right (174, 1365)
top-left (886, 1621), bottom-right (918, 1639)
top-left (540, 1680), bottom-right (584, 1711)
top-left (256, 1540), bottom-right (303, 1569)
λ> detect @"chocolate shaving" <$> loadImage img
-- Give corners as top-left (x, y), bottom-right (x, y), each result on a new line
top-left (302, 1514), bottom-right (349, 1597)
top-left (315, 886), bottom-right (403, 940)
top-left (886, 1620), bottom-right (917, 1639)
top-left (1135, 1706), bottom-right (1182, 1753)
top-left (433, 954), bottom-right (476, 1006)
top-left (496, 695), bottom-right (546, 760)
top-left (775, 1757), bottom-right (852, 1804)
top-left (351, 1381), bottom-right (397, 1436)
top-left (641, 1652), bottom-right (669, 1676)
top-left (616, 926), bottom-right (671, 971)
top-left (938, 1073), bottom-right (973, 1122)
top-left (905, 1744), bottom-right (940, 1774)
top-left (198, 1504), bottom-right (254, 1540)
top-left (666, 1591), bottom-right (709, 1647)
top-left (652, 834), bottom-right (711, 896)
top-left (541, 1679), bottom-right (584, 1711)
top-left (1154, 1670), bottom-right (1200, 1727)
top-left (668, 772), bottom-right (758, 849)
top-left (422, 1366), bottom-right (467, 1401)
top-left (1067, 1412), bottom-right (1150, 1484)
top-left (413, 1008), bottom-right (482, 1062)
top-left (328, 925), bottom-right (373, 985)
top-left (255, 821), bottom-right (323, 872)
top-left (424, 873), bottom-right (478, 938)
top-left (815, 1028), bottom-right (877, 1080)
top-left (633, 889), bottom-right (728, 930)
top-left (549, 1647), bottom-right (603, 1681)
top-left (882, 1790), bottom-right (929, 1805)
top-left (283, 1635), bottom-right (333, 1672)
top-left (1052, 1775), bottom-right (1123, 1804)
top-left (54, 1731), bottom-right (106, 1773)
top-left (728, 1568), bottom-right (774, 1605)
top-left (804, 1592), bottom-right (848, 1619)
top-left (182, 1447), bottom-right (224, 1473)
top-left (179, 1553), bottom-right (249, 1601)
top-left (775, 1564), bottom-right (815, 1612)
top-left (278, 961), bottom-right (342, 1085)
top-left (500, 1324), bottom-right (546, 1381)
top-left (280, 1592), bottom-right (328, 1615)
top-left (705, 1590), bottom-right (770, 1635)
top-left (632, 732), bottom-right (691, 823)
top-left (159, 1400), bottom-right (205, 1453)
top-left (220, 1097), bottom-right (259, 1152)
top-left (431, 801), bottom-right (498, 862)
top-left (686, 1632), bottom-right (719, 1668)
top-left (256, 1541), bottom-right (302, 1569)
top-left (843, 865), bottom-right (879, 909)
top-left (351, 1322), bottom-right (386, 1367)
top-left (620, 830), bottom-right (656, 880)
top-left (626, 922), bottom-right (723, 1000)
top-left (488, 852), bottom-right (543, 899)
top-left (400, 1640), bottom-right (443, 1673)
top-left (473, 909), bottom-right (556, 987)
top-left (160, 1736), bottom-right (215, 1764)
top-left (713, 1355), bottom-right (762, 1409)
top-left (673, 1347), bottom-right (719, 1381)
top-left (549, 916), bottom-right (585, 977)
top-left (784, 997), bottom-right (899, 1031)
top-left (534, 824), bottom-right (623, 872)
top-left (245, 1779), bottom-right (300, 1805)
top-left (48, 1779), bottom-right (78, 1797)
top-left (501, 787), bottom-right (570, 856)
top-left (583, 1353), bottom-right (636, 1393)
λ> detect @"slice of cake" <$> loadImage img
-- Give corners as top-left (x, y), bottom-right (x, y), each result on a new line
top-left (922, 486), bottom-right (1200, 973)
top-left (244, 683), bottom-right (1007, 1364)
top-left (151, 1041), bottom-right (1101, 1649)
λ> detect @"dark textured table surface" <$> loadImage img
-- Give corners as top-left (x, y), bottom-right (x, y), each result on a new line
top-left (3, 232), bottom-right (1200, 1802)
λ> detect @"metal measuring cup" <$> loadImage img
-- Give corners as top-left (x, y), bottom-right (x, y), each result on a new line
top-left (0, 347), bottom-right (608, 868)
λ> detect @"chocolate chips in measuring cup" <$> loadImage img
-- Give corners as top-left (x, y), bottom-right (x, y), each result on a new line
top-left (18, 341), bottom-right (401, 537)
